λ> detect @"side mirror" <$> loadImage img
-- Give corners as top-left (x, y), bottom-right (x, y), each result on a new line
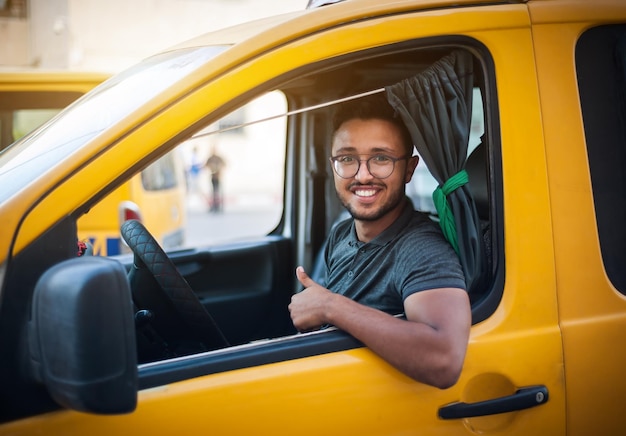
top-left (28, 257), bottom-right (137, 414)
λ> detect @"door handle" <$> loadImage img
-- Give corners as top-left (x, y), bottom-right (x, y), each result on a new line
top-left (438, 385), bottom-right (549, 420)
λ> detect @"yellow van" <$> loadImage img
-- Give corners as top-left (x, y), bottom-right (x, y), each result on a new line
top-left (1, 1), bottom-right (626, 434)
top-left (76, 148), bottom-right (187, 255)
top-left (0, 71), bottom-right (186, 255)
top-left (0, 71), bottom-right (109, 150)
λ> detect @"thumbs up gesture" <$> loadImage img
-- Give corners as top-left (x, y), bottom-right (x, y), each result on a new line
top-left (289, 266), bottom-right (335, 332)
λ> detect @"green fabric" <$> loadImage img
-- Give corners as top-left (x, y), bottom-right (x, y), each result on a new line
top-left (432, 169), bottom-right (468, 254)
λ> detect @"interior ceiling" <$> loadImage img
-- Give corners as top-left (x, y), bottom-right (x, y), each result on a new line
top-left (282, 47), bottom-right (455, 106)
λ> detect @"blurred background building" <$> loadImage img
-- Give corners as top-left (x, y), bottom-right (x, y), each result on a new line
top-left (0, 0), bottom-right (308, 72)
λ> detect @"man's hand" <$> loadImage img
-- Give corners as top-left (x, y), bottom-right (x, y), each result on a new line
top-left (288, 266), bottom-right (335, 332)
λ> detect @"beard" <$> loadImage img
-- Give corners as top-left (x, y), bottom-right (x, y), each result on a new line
top-left (339, 183), bottom-right (406, 222)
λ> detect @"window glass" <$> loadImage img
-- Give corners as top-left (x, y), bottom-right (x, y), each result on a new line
top-left (577, 24), bottom-right (626, 294)
top-left (180, 91), bottom-right (287, 246)
top-left (406, 87), bottom-right (484, 215)
top-left (0, 91), bottom-right (83, 151)
top-left (77, 92), bottom-right (287, 256)
top-left (0, 0), bottom-right (26, 18)
top-left (141, 153), bottom-right (180, 191)
top-left (12, 109), bottom-right (60, 142)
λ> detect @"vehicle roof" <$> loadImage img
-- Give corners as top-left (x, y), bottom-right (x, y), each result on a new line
top-left (306, 0), bottom-right (530, 7)
top-left (167, 0), bottom-right (522, 50)
top-left (0, 70), bottom-right (110, 87)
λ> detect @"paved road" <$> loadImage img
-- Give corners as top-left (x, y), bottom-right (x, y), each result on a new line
top-left (184, 207), bottom-right (282, 248)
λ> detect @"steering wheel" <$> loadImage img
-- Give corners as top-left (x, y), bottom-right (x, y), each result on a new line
top-left (121, 219), bottom-right (228, 360)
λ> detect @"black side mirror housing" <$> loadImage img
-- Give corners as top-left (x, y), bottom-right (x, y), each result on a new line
top-left (28, 257), bottom-right (137, 414)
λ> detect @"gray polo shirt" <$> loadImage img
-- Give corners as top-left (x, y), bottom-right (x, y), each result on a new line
top-left (322, 201), bottom-right (466, 315)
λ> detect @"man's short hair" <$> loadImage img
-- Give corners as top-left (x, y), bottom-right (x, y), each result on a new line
top-left (332, 93), bottom-right (414, 156)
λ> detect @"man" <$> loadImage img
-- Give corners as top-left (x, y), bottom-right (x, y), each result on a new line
top-left (288, 94), bottom-right (471, 389)
top-left (205, 146), bottom-right (225, 212)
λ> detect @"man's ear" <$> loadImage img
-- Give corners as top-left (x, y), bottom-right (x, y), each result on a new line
top-left (405, 155), bottom-right (420, 183)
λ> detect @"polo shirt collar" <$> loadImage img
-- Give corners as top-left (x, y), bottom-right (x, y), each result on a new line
top-left (348, 198), bottom-right (413, 247)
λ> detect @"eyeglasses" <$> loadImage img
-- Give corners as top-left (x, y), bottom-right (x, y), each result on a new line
top-left (329, 154), bottom-right (410, 179)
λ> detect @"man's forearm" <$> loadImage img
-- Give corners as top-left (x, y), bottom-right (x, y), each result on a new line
top-left (325, 289), bottom-right (470, 388)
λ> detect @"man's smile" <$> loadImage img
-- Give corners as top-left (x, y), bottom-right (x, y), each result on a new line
top-left (354, 188), bottom-right (377, 197)
top-left (349, 184), bottom-right (384, 201)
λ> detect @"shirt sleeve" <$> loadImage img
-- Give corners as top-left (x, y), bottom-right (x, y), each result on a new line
top-left (395, 222), bottom-right (467, 300)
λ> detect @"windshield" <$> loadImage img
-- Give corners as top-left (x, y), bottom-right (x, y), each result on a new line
top-left (0, 45), bottom-right (229, 204)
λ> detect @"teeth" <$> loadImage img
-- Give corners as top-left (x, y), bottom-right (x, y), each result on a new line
top-left (355, 189), bottom-right (376, 197)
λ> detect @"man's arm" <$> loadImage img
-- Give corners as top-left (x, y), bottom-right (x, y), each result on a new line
top-left (288, 266), bottom-right (471, 389)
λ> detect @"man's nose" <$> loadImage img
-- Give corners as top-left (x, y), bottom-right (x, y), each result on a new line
top-left (354, 159), bottom-right (374, 182)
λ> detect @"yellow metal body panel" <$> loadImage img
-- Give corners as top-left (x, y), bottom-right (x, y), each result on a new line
top-left (0, 70), bottom-right (109, 92)
top-left (529, 1), bottom-right (626, 434)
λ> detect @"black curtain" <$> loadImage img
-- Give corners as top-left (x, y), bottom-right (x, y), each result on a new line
top-left (385, 50), bottom-right (486, 293)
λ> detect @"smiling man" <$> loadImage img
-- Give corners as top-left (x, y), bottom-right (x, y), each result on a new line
top-left (288, 93), bottom-right (471, 388)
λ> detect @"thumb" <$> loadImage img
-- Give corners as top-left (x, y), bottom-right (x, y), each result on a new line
top-left (296, 266), bottom-right (317, 289)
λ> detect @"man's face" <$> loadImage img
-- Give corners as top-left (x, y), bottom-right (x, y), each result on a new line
top-left (331, 118), bottom-right (418, 222)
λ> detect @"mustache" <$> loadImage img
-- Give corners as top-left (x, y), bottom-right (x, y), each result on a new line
top-left (347, 182), bottom-right (385, 189)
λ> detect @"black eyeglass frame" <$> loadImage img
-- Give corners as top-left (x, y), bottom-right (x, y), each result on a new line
top-left (328, 154), bottom-right (412, 179)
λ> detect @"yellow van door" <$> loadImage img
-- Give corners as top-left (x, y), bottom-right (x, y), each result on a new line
top-left (531, 4), bottom-right (626, 434)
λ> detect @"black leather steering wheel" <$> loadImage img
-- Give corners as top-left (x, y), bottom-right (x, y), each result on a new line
top-left (121, 219), bottom-right (228, 358)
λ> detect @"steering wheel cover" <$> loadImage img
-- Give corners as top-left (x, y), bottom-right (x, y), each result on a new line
top-left (121, 219), bottom-right (229, 350)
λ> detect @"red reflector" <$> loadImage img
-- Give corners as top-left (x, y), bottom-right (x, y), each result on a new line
top-left (119, 201), bottom-right (143, 226)
top-left (123, 208), bottom-right (142, 222)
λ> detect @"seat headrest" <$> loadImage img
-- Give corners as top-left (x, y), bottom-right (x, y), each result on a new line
top-left (465, 142), bottom-right (489, 220)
